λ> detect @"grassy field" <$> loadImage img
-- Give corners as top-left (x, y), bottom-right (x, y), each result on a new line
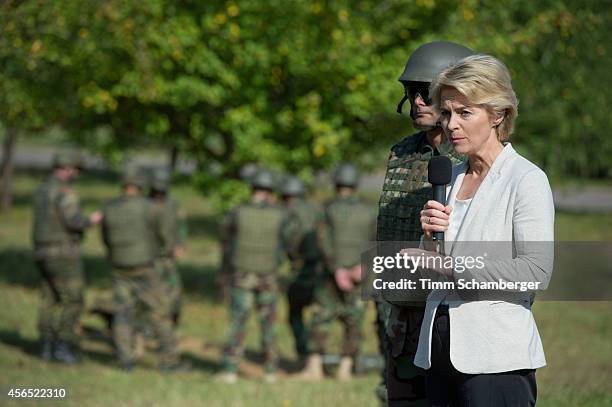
top-left (0, 173), bottom-right (611, 407)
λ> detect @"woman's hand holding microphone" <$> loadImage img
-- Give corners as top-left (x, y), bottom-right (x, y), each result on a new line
top-left (399, 200), bottom-right (453, 277)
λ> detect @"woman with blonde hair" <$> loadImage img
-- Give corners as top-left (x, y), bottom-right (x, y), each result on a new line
top-left (405, 55), bottom-right (554, 406)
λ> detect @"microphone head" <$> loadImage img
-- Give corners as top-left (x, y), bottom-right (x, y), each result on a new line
top-left (428, 156), bottom-right (453, 185)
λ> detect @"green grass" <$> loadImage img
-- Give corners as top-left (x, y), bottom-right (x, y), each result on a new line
top-left (1, 173), bottom-right (611, 406)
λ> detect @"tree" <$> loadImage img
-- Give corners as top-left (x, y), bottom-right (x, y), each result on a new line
top-left (2, 0), bottom-right (609, 215)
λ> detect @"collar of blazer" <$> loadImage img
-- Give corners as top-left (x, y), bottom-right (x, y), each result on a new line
top-left (444, 143), bottom-right (517, 255)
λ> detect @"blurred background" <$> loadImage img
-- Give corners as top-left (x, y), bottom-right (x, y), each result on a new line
top-left (1, 1), bottom-right (611, 406)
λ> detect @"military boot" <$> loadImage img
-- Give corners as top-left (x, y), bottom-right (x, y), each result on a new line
top-left (296, 353), bottom-right (324, 381)
top-left (53, 341), bottom-right (80, 365)
top-left (121, 361), bottom-right (135, 372)
top-left (40, 338), bottom-right (54, 362)
top-left (336, 356), bottom-right (353, 381)
top-left (133, 333), bottom-right (145, 360)
top-left (263, 373), bottom-right (277, 383)
top-left (214, 371), bottom-right (238, 384)
top-left (160, 361), bottom-right (190, 374)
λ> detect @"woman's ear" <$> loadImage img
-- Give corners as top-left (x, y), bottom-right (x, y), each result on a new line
top-left (492, 111), bottom-right (505, 127)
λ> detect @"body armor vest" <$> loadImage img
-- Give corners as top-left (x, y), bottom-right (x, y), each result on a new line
top-left (327, 198), bottom-right (374, 268)
top-left (232, 204), bottom-right (285, 274)
top-left (32, 177), bottom-right (74, 246)
top-left (104, 196), bottom-right (155, 268)
top-left (377, 132), bottom-right (464, 242)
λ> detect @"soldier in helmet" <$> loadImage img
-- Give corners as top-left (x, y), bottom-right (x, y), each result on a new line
top-left (238, 163), bottom-right (259, 184)
top-left (216, 168), bottom-right (290, 383)
top-left (217, 163), bottom-right (261, 303)
top-left (279, 175), bottom-right (324, 361)
top-left (101, 166), bottom-right (182, 372)
top-left (298, 163), bottom-right (376, 381)
top-left (377, 41), bottom-right (473, 406)
top-left (32, 150), bottom-right (103, 363)
top-left (149, 168), bottom-right (188, 326)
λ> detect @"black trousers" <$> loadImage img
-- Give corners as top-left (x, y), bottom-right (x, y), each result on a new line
top-left (426, 305), bottom-right (537, 407)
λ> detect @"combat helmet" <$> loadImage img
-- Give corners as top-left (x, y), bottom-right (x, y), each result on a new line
top-left (280, 175), bottom-right (305, 197)
top-left (239, 163), bottom-right (260, 183)
top-left (397, 41), bottom-right (474, 113)
top-left (251, 169), bottom-right (276, 190)
top-left (121, 165), bottom-right (147, 188)
top-left (53, 150), bottom-right (83, 169)
top-left (151, 168), bottom-right (171, 192)
top-left (333, 163), bottom-right (359, 188)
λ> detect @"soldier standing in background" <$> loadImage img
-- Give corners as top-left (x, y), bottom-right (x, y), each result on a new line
top-left (216, 169), bottom-right (289, 384)
top-left (299, 163), bottom-right (376, 381)
top-left (376, 41), bottom-right (472, 406)
top-left (280, 175), bottom-right (324, 362)
top-left (32, 151), bottom-right (103, 364)
top-left (149, 168), bottom-right (187, 326)
top-left (101, 167), bottom-right (181, 372)
top-left (217, 163), bottom-right (261, 303)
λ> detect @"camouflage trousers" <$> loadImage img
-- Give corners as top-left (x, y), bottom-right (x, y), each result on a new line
top-left (309, 278), bottom-right (366, 357)
top-left (375, 300), bottom-right (392, 406)
top-left (112, 266), bottom-right (178, 366)
top-left (222, 282), bottom-right (278, 374)
top-left (36, 255), bottom-right (84, 344)
top-left (287, 262), bottom-right (319, 357)
top-left (156, 257), bottom-right (182, 324)
top-left (386, 306), bottom-right (427, 407)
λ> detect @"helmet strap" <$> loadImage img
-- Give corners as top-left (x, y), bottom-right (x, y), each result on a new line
top-left (396, 91), bottom-right (409, 114)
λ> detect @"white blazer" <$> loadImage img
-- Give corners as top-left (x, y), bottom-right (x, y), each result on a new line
top-left (414, 143), bottom-right (555, 374)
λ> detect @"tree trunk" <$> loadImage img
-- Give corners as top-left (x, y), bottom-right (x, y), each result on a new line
top-left (0, 128), bottom-right (17, 212)
top-left (169, 145), bottom-right (178, 172)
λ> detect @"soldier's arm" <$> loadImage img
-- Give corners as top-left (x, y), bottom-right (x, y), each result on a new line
top-left (159, 203), bottom-right (178, 255)
top-left (101, 212), bottom-right (110, 248)
top-left (176, 204), bottom-right (188, 246)
top-left (220, 209), bottom-right (237, 247)
top-left (57, 188), bottom-right (90, 233)
top-left (219, 209), bottom-right (238, 271)
top-left (316, 211), bottom-right (336, 273)
top-left (370, 205), bottom-right (378, 241)
top-left (281, 211), bottom-right (302, 260)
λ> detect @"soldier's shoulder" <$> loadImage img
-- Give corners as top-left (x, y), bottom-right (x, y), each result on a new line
top-left (323, 197), bottom-right (338, 209)
top-left (103, 196), bottom-right (125, 210)
top-left (56, 184), bottom-right (79, 205)
top-left (269, 202), bottom-right (287, 214)
top-left (356, 197), bottom-right (376, 212)
top-left (306, 200), bottom-right (324, 213)
top-left (389, 132), bottom-right (424, 158)
top-left (165, 196), bottom-right (181, 209)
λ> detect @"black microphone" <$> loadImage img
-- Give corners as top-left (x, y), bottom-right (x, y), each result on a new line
top-left (428, 156), bottom-right (453, 242)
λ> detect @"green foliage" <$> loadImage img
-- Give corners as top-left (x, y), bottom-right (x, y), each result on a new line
top-left (439, 0), bottom-right (612, 178)
top-left (1, 0), bottom-right (610, 191)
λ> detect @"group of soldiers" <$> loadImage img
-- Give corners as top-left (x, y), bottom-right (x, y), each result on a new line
top-left (32, 154), bottom-right (187, 372)
top-left (216, 163), bottom-right (377, 383)
top-left (32, 39), bottom-right (474, 404)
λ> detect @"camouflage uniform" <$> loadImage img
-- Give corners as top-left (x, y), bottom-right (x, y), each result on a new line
top-left (309, 194), bottom-right (376, 357)
top-left (221, 195), bottom-right (288, 374)
top-left (150, 195), bottom-right (187, 324)
top-left (32, 174), bottom-right (90, 349)
top-left (102, 192), bottom-right (178, 368)
top-left (377, 131), bottom-right (462, 406)
top-left (283, 198), bottom-right (324, 358)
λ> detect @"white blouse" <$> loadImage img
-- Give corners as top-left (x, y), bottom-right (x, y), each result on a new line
top-left (446, 197), bottom-right (472, 242)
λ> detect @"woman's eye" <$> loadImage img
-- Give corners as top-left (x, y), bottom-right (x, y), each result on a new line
top-left (460, 110), bottom-right (471, 118)
top-left (440, 110), bottom-right (450, 117)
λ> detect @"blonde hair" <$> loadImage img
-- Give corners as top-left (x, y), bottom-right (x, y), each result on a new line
top-left (430, 54), bottom-right (518, 141)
